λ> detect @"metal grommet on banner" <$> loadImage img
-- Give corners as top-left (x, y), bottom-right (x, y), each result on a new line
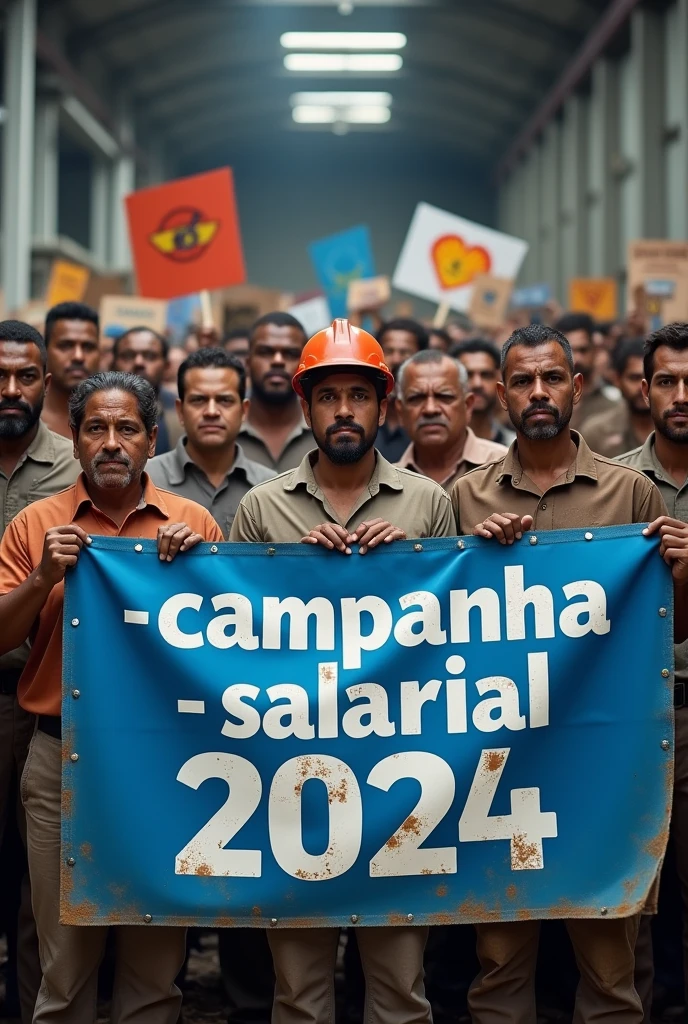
top-left (134, 544), bottom-right (143, 553)
top-left (529, 536), bottom-right (537, 545)
top-left (71, 618), bottom-right (79, 627)
top-left (584, 532), bottom-right (593, 541)
top-left (659, 607), bottom-right (667, 617)
top-left (661, 669), bottom-right (670, 678)
top-left (267, 547), bottom-right (276, 556)
top-left (270, 918), bottom-right (278, 926)
top-left (457, 540), bottom-right (465, 550)
top-left (71, 689), bottom-right (80, 699)
top-left (210, 545), bottom-right (218, 554)
top-left (66, 857), bottom-right (75, 867)
top-left (661, 739), bottom-right (671, 751)
top-left (70, 752), bottom-right (79, 762)
top-left (143, 914), bottom-right (152, 924)
top-left (600, 907), bottom-right (608, 916)
top-left (350, 914), bottom-right (359, 924)
top-left (407, 913), bottom-right (414, 922)
top-left (413, 543), bottom-right (423, 552)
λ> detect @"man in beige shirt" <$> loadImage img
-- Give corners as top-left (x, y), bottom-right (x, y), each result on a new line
top-left (0, 320), bottom-right (78, 1023)
top-left (555, 312), bottom-right (619, 430)
top-left (582, 338), bottom-right (652, 458)
top-left (231, 318), bottom-right (454, 1024)
top-left (616, 322), bottom-right (688, 1020)
top-left (452, 322), bottom-right (688, 1024)
top-left (395, 349), bottom-right (507, 491)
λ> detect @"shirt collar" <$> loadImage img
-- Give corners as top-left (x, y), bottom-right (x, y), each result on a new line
top-left (72, 472), bottom-right (170, 520)
top-left (496, 430), bottom-right (598, 486)
top-left (634, 432), bottom-right (662, 476)
top-left (25, 420), bottom-right (63, 464)
top-left (166, 437), bottom-right (266, 488)
top-left (284, 449), bottom-right (404, 496)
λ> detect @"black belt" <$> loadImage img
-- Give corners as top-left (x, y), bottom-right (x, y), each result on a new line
top-left (37, 714), bottom-right (61, 739)
top-left (0, 667), bottom-right (23, 695)
top-left (675, 682), bottom-right (687, 709)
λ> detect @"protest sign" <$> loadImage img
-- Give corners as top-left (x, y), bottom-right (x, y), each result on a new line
top-left (62, 527), bottom-right (671, 928)
top-left (45, 259), bottom-right (90, 307)
top-left (83, 273), bottom-right (128, 310)
top-left (308, 225), bottom-right (376, 319)
top-left (511, 283), bottom-right (552, 309)
top-left (469, 274), bottom-right (514, 330)
top-left (99, 295), bottom-right (168, 340)
top-left (568, 278), bottom-right (618, 320)
top-left (393, 203), bottom-right (528, 313)
top-left (628, 241), bottom-right (688, 324)
top-left (348, 275), bottom-right (391, 313)
top-left (125, 169), bottom-right (246, 300)
top-left (287, 295), bottom-right (331, 337)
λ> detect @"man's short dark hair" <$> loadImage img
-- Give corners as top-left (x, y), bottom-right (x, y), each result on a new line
top-left (112, 326), bottom-right (169, 362)
top-left (44, 302), bottom-right (99, 346)
top-left (249, 312), bottom-right (306, 345)
top-left (69, 371), bottom-right (158, 435)
top-left (451, 337), bottom-right (501, 370)
top-left (553, 313), bottom-right (595, 343)
top-left (643, 322), bottom-right (688, 382)
top-left (178, 347), bottom-right (247, 402)
top-left (0, 319), bottom-right (47, 369)
top-left (377, 318), bottom-right (429, 352)
top-left (224, 327), bottom-right (250, 343)
top-left (612, 337), bottom-right (645, 376)
top-left (501, 323), bottom-right (574, 374)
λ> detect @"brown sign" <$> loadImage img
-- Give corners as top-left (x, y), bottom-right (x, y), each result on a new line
top-left (627, 240), bottom-right (688, 323)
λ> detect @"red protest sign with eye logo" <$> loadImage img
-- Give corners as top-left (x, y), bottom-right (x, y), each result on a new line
top-left (125, 168), bottom-right (246, 299)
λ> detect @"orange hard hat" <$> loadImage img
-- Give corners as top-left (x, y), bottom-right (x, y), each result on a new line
top-left (292, 318), bottom-right (395, 399)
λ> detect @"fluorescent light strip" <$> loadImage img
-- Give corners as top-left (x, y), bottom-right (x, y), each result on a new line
top-left (281, 32), bottom-right (407, 51)
top-left (284, 53), bottom-right (403, 73)
top-left (291, 105), bottom-right (391, 125)
top-left (290, 91), bottom-right (392, 107)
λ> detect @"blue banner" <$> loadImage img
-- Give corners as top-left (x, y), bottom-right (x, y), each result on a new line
top-left (308, 225), bottom-right (376, 319)
top-left (61, 527), bottom-right (673, 928)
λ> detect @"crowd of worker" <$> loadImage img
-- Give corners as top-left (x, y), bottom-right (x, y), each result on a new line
top-left (0, 297), bottom-right (688, 1024)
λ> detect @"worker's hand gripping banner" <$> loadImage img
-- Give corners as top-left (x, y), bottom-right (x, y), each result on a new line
top-left (61, 527), bottom-right (673, 927)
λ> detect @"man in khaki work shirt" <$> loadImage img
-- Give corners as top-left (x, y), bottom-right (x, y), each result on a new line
top-left (231, 319), bottom-right (454, 1024)
top-left (0, 320), bottom-right (79, 1023)
top-left (452, 322), bottom-right (688, 1024)
top-left (616, 322), bottom-right (688, 1022)
top-left (0, 370), bottom-right (223, 1024)
top-left (395, 348), bottom-right (507, 491)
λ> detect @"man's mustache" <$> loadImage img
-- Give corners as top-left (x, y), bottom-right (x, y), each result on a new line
top-left (0, 399), bottom-right (32, 415)
top-left (416, 415), bottom-right (450, 429)
top-left (94, 453), bottom-right (133, 467)
top-left (326, 422), bottom-right (365, 438)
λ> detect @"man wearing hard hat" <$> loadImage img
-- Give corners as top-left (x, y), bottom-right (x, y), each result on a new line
top-left (230, 319), bottom-right (455, 1024)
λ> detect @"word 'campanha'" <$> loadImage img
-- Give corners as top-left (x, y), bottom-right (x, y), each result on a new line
top-left (157, 564), bottom-right (610, 671)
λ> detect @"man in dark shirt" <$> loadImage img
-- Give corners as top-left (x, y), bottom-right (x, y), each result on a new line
top-left (375, 318), bottom-right (429, 461)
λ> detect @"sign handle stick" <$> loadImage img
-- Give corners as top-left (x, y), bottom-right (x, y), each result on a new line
top-left (433, 301), bottom-right (450, 328)
top-left (200, 290), bottom-right (214, 330)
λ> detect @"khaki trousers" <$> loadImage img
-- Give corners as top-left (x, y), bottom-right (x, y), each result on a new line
top-left (21, 727), bottom-right (186, 1024)
top-left (634, 705), bottom-right (688, 1020)
top-left (0, 692), bottom-right (41, 1023)
top-left (267, 925), bottom-right (431, 1024)
top-left (468, 917), bottom-right (642, 1024)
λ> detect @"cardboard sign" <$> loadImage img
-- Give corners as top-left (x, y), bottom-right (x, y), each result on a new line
top-left (628, 241), bottom-right (688, 324)
top-left (393, 203), bottom-right (528, 312)
top-left (100, 295), bottom-right (168, 340)
top-left (347, 275), bottom-right (390, 313)
top-left (125, 169), bottom-right (246, 300)
top-left (45, 260), bottom-right (90, 307)
top-left (568, 278), bottom-right (618, 320)
top-left (287, 295), bottom-right (331, 337)
top-left (83, 273), bottom-right (128, 310)
top-left (469, 274), bottom-right (514, 330)
top-left (308, 225), bottom-right (376, 319)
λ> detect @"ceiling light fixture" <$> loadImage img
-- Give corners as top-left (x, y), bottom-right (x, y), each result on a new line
top-left (291, 104), bottom-right (391, 125)
top-left (284, 53), bottom-right (403, 72)
top-left (290, 91), bottom-right (392, 107)
top-left (280, 32), bottom-right (407, 51)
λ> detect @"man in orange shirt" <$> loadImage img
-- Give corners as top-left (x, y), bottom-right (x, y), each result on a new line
top-left (0, 370), bottom-right (223, 1024)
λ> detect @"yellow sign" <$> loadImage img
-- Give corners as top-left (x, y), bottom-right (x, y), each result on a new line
top-left (45, 260), bottom-right (90, 307)
top-left (568, 278), bottom-right (618, 320)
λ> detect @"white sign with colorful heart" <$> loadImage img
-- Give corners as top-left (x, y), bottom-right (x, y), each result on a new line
top-left (393, 202), bottom-right (528, 311)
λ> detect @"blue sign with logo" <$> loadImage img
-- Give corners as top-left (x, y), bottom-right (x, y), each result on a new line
top-left (61, 528), bottom-right (672, 927)
top-left (308, 225), bottom-right (376, 319)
